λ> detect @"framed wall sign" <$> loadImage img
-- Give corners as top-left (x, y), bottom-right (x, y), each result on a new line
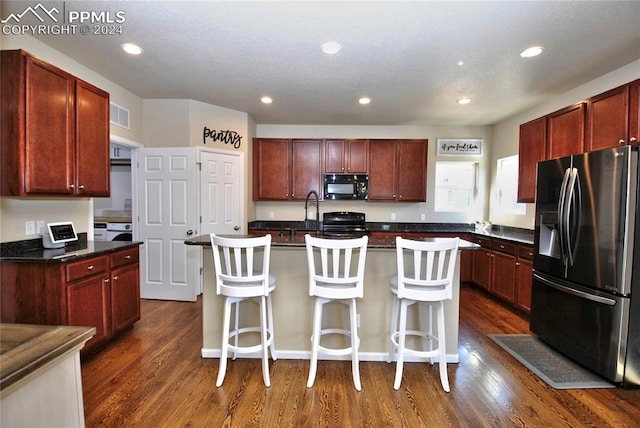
top-left (436, 138), bottom-right (483, 156)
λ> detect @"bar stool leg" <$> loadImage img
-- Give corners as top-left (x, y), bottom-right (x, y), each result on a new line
top-left (217, 297), bottom-right (233, 387)
top-left (394, 299), bottom-right (410, 390)
top-left (259, 295), bottom-right (271, 387)
top-left (436, 301), bottom-right (450, 392)
top-left (232, 300), bottom-right (240, 361)
top-left (307, 297), bottom-right (323, 388)
top-left (267, 294), bottom-right (277, 361)
top-left (388, 295), bottom-right (400, 363)
top-left (349, 298), bottom-right (362, 391)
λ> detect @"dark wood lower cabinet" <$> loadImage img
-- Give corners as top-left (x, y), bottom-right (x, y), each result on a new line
top-left (1, 246), bottom-right (140, 355)
top-left (467, 235), bottom-right (533, 313)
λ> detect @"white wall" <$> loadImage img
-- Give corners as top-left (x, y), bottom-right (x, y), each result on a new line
top-left (489, 59), bottom-right (640, 230)
top-left (254, 125), bottom-right (492, 224)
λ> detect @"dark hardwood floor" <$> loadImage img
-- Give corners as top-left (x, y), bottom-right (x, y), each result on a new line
top-left (81, 285), bottom-right (640, 427)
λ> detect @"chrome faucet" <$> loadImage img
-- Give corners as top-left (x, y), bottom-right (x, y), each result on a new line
top-left (304, 190), bottom-right (320, 236)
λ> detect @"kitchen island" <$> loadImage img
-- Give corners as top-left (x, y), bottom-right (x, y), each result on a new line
top-left (185, 234), bottom-right (478, 363)
top-left (0, 323), bottom-right (95, 427)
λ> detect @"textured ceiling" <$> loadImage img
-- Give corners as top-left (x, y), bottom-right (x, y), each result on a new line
top-left (2, 0), bottom-right (640, 126)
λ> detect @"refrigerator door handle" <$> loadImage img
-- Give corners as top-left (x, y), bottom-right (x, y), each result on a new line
top-left (558, 167), bottom-right (572, 265)
top-left (565, 168), bottom-right (581, 266)
top-left (534, 273), bottom-right (616, 305)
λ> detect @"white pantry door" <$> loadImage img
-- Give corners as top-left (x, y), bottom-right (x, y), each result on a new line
top-left (200, 149), bottom-right (244, 235)
top-left (138, 148), bottom-right (200, 301)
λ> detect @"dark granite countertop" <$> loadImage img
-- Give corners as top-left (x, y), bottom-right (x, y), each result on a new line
top-left (185, 234), bottom-right (480, 250)
top-left (247, 221), bottom-right (534, 245)
top-left (0, 323), bottom-right (95, 391)
top-left (0, 234), bottom-right (143, 263)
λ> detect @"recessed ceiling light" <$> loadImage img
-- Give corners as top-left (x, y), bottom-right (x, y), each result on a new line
top-left (457, 98), bottom-right (472, 105)
top-left (121, 43), bottom-right (143, 55)
top-left (321, 41), bottom-right (342, 55)
top-left (457, 60), bottom-right (465, 67)
top-left (359, 97), bottom-right (371, 105)
top-left (261, 96), bottom-right (273, 104)
top-left (520, 46), bottom-right (543, 58)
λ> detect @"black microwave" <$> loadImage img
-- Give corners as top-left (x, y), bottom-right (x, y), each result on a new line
top-left (323, 174), bottom-right (369, 200)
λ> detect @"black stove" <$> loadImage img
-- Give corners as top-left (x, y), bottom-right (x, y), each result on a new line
top-left (322, 212), bottom-right (369, 238)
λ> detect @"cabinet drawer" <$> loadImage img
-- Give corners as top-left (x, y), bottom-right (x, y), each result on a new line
top-left (491, 240), bottom-right (517, 255)
top-left (66, 256), bottom-right (108, 282)
top-left (518, 244), bottom-right (534, 260)
top-left (110, 248), bottom-right (139, 269)
top-left (474, 236), bottom-right (492, 248)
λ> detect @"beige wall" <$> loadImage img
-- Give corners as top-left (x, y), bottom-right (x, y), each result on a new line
top-left (254, 125), bottom-right (492, 224)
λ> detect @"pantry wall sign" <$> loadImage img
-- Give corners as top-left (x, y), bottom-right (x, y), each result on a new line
top-left (436, 138), bottom-right (483, 156)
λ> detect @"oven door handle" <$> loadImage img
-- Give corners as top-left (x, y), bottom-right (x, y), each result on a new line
top-left (534, 273), bottom-right (616, 305)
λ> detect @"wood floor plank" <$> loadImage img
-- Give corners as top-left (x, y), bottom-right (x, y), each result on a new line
top-left (81, 285), bottom-right (640, 427)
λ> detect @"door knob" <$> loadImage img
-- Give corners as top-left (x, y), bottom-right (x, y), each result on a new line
top-left (234, 226), bottom-right (240, 231)
top-left (186, 229), bottom-right (194, 235)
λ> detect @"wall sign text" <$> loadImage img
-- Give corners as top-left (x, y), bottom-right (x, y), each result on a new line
top-left (203, 127), bottom-right (242, 149)
top-left (436, 138), bottom-right (483, 156)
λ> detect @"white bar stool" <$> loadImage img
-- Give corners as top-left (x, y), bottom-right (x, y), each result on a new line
top-left (387, 236), bottom-right (459, 392)
top-left (304, 234), bottom-right (368, 391)
top-left (210, 234), bottom-right (277, 387)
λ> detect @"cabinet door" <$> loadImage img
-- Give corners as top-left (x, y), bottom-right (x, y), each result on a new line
top-left (518, 117), bottom-right (546, 203)
top-left (472, 248), bottom-right (492, 290)
top-left (253, 138), bottom-right (290, 200)
top-left (628, 79), bottom-right (639, 147)
top-left (67, 274), bottom-right (111, 354)
top-left (75, 80), bottom-right (110, 196)
top-left (346, 139), bottom-right (369, 173)
top-left (397, 139), bottom-right (427, 201)
top-left (291, 139), bottom-right (323, 200)
top-left (368, 139), bottom-right (398, 200)
top-left (325, 139), bottom-right (346, 173)
top-left (491, 251), bottom-right (517, 303)
top-left (111, 263), bottom-right (140, 333)
top-left (547, 103), bottom-right (585, 159)
top-left (25, 55), bottom-right (75, 195)
top-left (516, 259), bottom-right (533, 313)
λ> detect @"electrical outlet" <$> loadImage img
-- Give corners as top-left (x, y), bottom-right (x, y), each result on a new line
top-left (420, 213), bottom-right (426, 221)
top-left (391, 213), bottom-right (396, 221)
top-left (37, 220), bottom-right (45, 233)
top-left (25, 221), bottom-right (35, 236)
top-left (269, 211), bottom-right (274, 219)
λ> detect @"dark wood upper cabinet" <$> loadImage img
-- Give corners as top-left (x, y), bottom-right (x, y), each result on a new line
top-left (368, 139), bottom-right (427, 202)
top-left (253, 138), bottom-right (290, 200)
top-left (546, 102), bottom-right (586, 159)
top-left (325, 139), bottom-right (369, 173)
top-left (1, 49), bottom-right (110, 197)
top-left (587, 80), bottom-right (640, 151)
top-left (517, 117), bottom-right (547, 203)
top-left (252, 138), bottom-right (322, 201)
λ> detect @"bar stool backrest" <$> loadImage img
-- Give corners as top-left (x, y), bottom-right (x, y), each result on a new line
top-left (305, 234), bottom-right (368, 300)
top-left (395, 236), bottom-right (460, 301)
top-left (210, 234), bottom-right (272, 297)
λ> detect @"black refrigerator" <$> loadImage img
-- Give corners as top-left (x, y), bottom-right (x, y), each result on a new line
top-left (531, 145), bottom-right (640, 387)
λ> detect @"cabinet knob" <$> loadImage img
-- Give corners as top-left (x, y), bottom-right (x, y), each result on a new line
top-left (125, 255), bottom-right (131, 259)
top-left (69, 184), bottom-right (75, 188)
top-left (631, 137), bottom-right (638, 143)
top-left (105, 278), bottom-right (110, 283)
top-left (78, 184), bottom-right (85, 189)
top-left (87, 265), bottom-right (94, 270)
top-left (619, 139), bottom-right (626, 144)
top-left (113, 275), bottom-right (119, 281)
